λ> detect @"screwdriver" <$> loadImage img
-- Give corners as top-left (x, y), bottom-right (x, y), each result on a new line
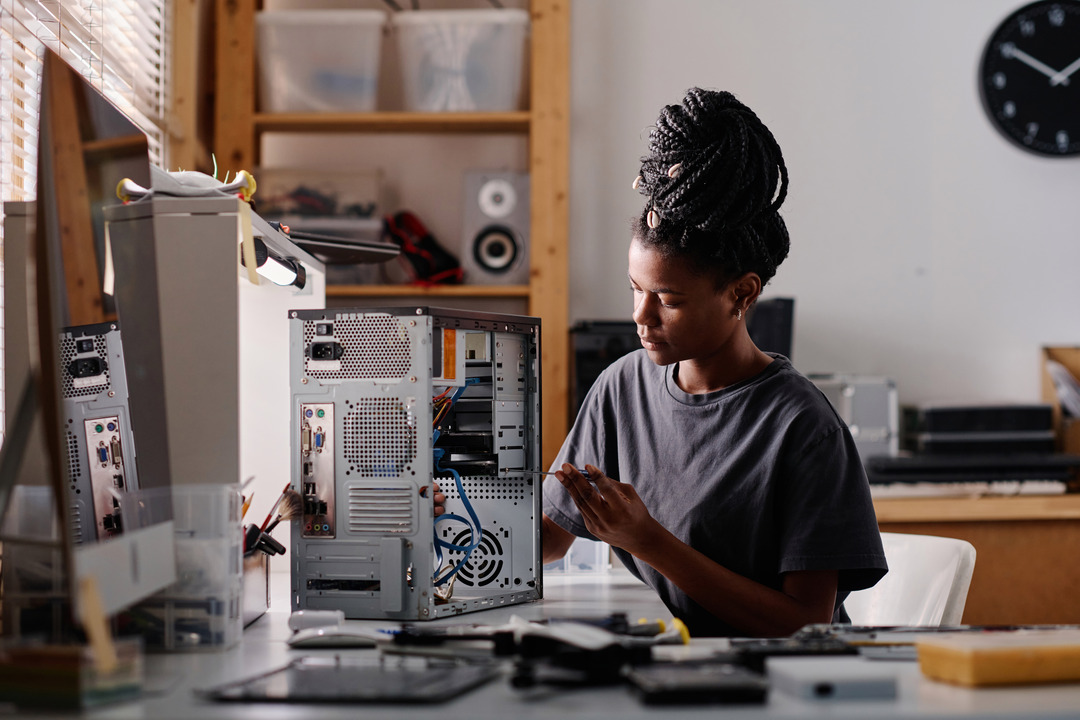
top-left (502, 468), bottom-right (595, 480)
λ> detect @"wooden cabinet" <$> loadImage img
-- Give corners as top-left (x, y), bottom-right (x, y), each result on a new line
top-left (213, 0), bottom-right (570, 465)
top-left (875, 495), bottom-right (1080, 625)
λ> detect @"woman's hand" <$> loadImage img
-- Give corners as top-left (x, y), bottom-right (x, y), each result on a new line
top-left (554, 463), bottom-right (662, 555)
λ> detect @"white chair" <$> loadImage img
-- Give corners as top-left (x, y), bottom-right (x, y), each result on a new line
top-left (843, 532), bottom-right (976, 626)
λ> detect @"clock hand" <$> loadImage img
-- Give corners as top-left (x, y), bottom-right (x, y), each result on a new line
top-left (1004, 44), bottom-right (1068, 84)
top-left (1050, 56), bottom-right (1080, 86)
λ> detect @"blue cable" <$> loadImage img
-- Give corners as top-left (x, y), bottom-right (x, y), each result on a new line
top-left (431, 379), bottom-right (482, 586)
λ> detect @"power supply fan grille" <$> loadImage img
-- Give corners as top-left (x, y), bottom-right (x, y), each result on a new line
top-left (443, 525), bottom-right (510, 588)
top-left (303, 314), bottom-right (413, 380)
top-left (347, 486), bottom-right (414, 534)
top-left (59, 335), bottom-right (110, 398)
top-left (343, 400), bottom-right (417, 477)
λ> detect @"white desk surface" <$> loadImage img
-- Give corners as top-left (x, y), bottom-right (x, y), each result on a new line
top-left (12, 569), bottom-right (1080, 719)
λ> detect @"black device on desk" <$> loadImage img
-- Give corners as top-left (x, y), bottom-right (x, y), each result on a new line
top-left (626, 662), bottom-right (769, 705)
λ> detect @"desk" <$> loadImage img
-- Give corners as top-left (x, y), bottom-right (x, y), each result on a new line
top-left (12, 570), bottom-right (1080, 719)
top-left (875, 495), bottom-right (1080, 625)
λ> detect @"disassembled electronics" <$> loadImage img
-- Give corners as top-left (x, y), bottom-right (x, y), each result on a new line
top-left (289, 306), bottom-right (542, 620)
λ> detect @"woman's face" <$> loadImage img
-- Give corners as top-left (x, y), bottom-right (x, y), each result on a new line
top-left (628, 239), bottom-right (738, 367)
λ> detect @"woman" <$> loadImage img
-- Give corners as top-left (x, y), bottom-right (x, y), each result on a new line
top-left (542, 88), bottom-right (886, 638)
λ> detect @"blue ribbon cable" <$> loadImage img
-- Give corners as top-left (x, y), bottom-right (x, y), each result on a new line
top-left (432, 379), bottom-right (482, 585)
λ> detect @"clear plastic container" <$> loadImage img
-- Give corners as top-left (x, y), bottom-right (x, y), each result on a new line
top-left (391, 9), bottom-right (529, 112)
top-left (256, 10), bottom-right (386, 112)
top-left (134, 484), bottom-right (243, 651)
top-left (544, 537), bottom-right (611, 575)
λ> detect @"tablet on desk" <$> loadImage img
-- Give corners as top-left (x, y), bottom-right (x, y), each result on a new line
top-left (199, 656), bottom-right (499, 704)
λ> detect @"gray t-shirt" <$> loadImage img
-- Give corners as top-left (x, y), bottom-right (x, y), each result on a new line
top-left (543, 351), bottom-right (887, 637)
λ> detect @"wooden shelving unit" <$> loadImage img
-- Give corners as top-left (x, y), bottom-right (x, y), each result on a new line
top-left (214, 0), bottom-right (570, 464)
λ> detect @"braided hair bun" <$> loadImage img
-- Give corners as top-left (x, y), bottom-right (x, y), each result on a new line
top-left (634, 88), bottom-right (790, 285)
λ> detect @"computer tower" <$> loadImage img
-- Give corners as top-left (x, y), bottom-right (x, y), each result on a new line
top-left (289, 306), bottom-right (542, 620)
top-left (58, 323), bottom-right (139, 544)
top-left (3, 203), bottom-right (139, 545)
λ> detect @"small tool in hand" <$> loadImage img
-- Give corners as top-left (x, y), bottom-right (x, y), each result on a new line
top-left (503, 468), bottom-right (594, 480)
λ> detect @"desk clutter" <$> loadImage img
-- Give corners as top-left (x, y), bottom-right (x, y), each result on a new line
top-left (191, 617), bottom-right (1080, 707)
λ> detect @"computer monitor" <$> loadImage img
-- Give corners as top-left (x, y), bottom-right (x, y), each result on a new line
top-left (1, 48), bottom-right (176, 625)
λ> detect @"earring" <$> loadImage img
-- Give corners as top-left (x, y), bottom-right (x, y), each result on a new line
top-left (735, 308), bottom-right (743, 321)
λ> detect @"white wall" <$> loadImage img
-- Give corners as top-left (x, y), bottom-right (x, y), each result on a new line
top-left (569, 0), bottom-right (1080, 407)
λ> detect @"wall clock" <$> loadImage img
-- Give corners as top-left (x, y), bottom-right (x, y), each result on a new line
top-left (979, 1), bottom-right (1080, 156)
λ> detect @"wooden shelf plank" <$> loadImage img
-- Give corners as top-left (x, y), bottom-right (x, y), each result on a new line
top-left (327, 284), bottom-right (530, 298)
top-left (254, 111), bottom-right (531, 135)
top-left (874, 494), bottom-right (1080, 523)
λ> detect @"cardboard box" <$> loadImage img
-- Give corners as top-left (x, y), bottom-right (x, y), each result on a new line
top-left (1041, 347), bottom-right (1080, 454)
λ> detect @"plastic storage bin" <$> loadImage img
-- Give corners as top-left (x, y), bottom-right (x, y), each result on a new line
top-left (256, 10), bottom-right (386, 112)
top-left (391, 9), bottom-right (529, 112)
top-left (134, 484), bottom-right (243, 651)
top-left (544, 537), bottom-right (611, 575)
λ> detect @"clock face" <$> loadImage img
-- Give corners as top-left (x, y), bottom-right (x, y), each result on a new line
top-left (979, 1), bottom-right (1080, 156)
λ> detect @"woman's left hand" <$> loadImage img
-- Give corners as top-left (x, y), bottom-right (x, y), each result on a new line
top-left (555, 463), bottom-right (661, 555)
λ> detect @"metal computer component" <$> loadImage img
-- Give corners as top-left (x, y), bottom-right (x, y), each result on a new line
top-left (289, 307), bottom-right (542, 620)
top-left (59, 323), bottom-right (139, 544)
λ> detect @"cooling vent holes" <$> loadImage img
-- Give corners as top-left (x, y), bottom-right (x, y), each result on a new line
top-left (59, 335), bottom-right (111, 399)
top-left (342, 400), bottom-right (418, 477)
top-left (438, 477), bottom-right (528, 502)
top-left (65, 427), bottom-right (81, 491)
top-left (303, 315), bottom-right (414, 380)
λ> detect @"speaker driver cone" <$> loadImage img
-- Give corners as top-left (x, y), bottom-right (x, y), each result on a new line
top-left (473, 226), bottom-right (519, 272)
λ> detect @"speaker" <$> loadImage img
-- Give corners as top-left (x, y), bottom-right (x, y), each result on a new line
top-left (461, 171), bottom-right (530, 284)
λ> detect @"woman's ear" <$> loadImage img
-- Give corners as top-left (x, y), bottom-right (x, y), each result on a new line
top-left (731, 272), bottom-right (763, 314)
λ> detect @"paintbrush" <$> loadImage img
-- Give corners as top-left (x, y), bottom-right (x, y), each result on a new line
top-left (266, 489), bottom-right (303, 534)
top-left (259, 482), bottom-right (292, 533)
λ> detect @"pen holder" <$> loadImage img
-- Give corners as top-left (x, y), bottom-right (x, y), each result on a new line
top-left (242, 550), bottom-right (270, 628)
top-left (132, 484), bottom-right (243, 652)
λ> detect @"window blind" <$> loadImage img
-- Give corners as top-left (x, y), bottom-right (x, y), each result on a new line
top-left (0, 0), bottom-right (171, 437)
